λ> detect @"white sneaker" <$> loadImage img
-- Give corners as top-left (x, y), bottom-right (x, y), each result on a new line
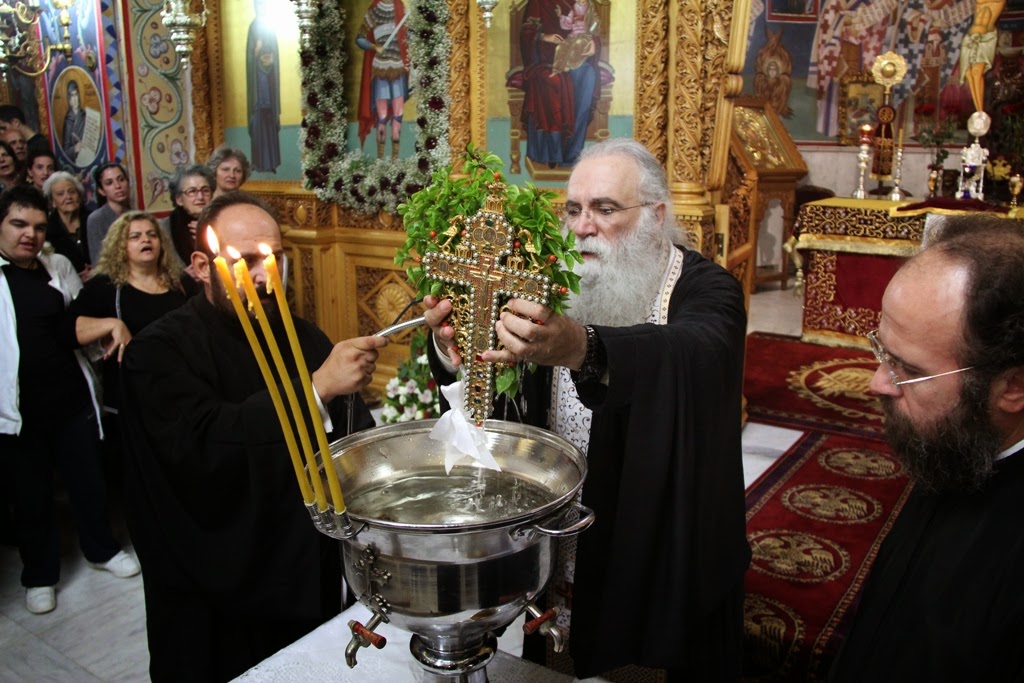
top-left (88, 550), bottom-right (141, 578)
top-left (26, 586), bottom-right (56, 614)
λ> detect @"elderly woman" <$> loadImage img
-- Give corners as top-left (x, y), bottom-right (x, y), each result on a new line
top-left (206, 145), bottom-right (251, 197)
top-left (71, 210), bottom-right (191, 412)
top-left (43, 171), bottom-right (92, 276)
top-left (1, 186), bottom-right (139, 616)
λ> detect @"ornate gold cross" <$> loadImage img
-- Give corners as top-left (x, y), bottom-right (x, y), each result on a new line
top-left (422, 180), bottom-right (552, 424)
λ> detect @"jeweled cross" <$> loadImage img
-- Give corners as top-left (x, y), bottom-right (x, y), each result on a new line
top-left (422, 181), bottom-right (551, 424)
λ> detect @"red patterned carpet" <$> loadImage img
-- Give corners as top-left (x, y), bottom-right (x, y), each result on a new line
top-left (744, 333), bottom-right (884, 440)
top-left (742, 431), bottom-right (914, 682)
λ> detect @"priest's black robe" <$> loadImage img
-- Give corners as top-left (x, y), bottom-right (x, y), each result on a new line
top-left (430, 247), bottom-right (751, 679)
top-left (120, 295), bottom-right (374, 683)
top-left (829, 448), bottom-right (1024, 682)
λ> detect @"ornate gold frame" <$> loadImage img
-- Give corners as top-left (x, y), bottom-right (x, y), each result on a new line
top-left (731, 96), bottom-right (806, 177)
top-left (837, 71), bottom-right (885, 147)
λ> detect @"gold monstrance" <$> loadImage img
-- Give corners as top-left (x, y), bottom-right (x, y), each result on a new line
top-left (870, 52), bottom-right (907, 182)
top-left (422, 179), bottom-right (554, 425)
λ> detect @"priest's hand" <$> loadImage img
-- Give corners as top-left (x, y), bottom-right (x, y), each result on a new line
top-left (423, 295), bottom-right (463, 367)
top-left (480, 298), bottom-right (588, 370)
top-left (312, 336), bottom-right (389, 401)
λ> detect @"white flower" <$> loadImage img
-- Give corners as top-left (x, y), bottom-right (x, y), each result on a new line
top-left (415, 409), bottom-right (424, 420)
top-left (397, 385), bottom-right (409, 396)
top-left (405, 380), bottom-right (419, 393)
top-left (419, 389), bottom-right (433, 404)
top-left (404, 405), bottom-right (416, 418)
top-left (416, 354), bottom-right (429, 365)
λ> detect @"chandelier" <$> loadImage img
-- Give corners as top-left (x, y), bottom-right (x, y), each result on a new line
top-left (161, 0), bottom-right (206, 66)
top-left (0, 0), bottom-right (74, 80)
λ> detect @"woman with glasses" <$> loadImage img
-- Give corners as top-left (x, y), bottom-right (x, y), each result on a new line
top-left (160, 164), bottom-right (215, 268)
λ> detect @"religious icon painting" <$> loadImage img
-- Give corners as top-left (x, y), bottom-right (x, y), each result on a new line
top-left (51, 67), bottom-right (104, 169)
top-left (505, 0), bottom-right (619, 182)
top-left (352, 0), bottom-right (414, 162)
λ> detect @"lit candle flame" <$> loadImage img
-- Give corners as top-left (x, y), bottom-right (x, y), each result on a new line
top-left (226, 245), bottom-right (241, 260)
top-left (258, 243), bottom-right (272, 256)
top-left (206, 227), bottom-right (220, 255)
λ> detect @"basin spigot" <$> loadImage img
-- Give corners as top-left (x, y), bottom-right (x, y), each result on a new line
top-left (524, 603), bottom-right (565, 653)
top-left (345, 613), bottom-right (387, 667)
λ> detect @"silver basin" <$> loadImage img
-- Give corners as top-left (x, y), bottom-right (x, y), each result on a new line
top-left (318, 419), bottom-right (591, 671)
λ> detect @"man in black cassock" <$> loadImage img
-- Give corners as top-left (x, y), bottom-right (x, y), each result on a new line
top-left (120, 192), bottom-right (388, 682)
top-left (829, 215), bottom-right (1024, 681)
top-left (425, 138), bottom-right (750, 681)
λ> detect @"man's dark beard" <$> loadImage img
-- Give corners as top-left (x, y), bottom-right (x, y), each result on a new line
top-left (881, 375), bottom-right (1002, 493)
top-left (209, 271), bottom-right (280, 323)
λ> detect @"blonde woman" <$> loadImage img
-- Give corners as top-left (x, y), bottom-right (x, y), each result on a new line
top-left (70, 211), bottom-right (193, 411)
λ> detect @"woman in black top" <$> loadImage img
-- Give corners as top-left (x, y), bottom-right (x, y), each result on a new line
top-left (43, 171), bottom-right (92, 276)
top-left (70, 210), bottom-right (192, 411)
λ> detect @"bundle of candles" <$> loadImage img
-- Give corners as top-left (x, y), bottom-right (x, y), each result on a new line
top-left (205, 227), bottom-right (355, 537)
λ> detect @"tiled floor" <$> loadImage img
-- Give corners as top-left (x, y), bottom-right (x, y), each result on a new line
top-left (0, 285), bottom-right (805, 683)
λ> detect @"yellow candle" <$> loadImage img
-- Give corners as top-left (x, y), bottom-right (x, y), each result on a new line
top-left (205, 229), bottom-right (317, 508)
top-left (226, 246), bottom-right (329, 511)
top-left (897, 127), bottom-right (904, 149)
top-left (259, 244), bottom-right (347, 513)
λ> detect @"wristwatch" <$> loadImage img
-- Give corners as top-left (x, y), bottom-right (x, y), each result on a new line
top-left (571, 325), bottom-right (607, 384)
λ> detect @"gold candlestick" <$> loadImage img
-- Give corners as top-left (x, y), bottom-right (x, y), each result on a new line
top-left (1010, 173), bottom-right (1022, 208)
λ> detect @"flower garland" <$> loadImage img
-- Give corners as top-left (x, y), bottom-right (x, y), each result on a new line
top-left (298, 0), bottom-right (452, 215)
top-left (380, 329), bottom-right (440, 423)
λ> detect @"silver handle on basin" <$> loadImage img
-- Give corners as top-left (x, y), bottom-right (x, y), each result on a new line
top-left (525, 503), bottom-right (595, 538)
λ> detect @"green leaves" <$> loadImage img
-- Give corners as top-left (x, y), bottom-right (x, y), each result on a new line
top-left (396, 145), bottom-right (582, 399)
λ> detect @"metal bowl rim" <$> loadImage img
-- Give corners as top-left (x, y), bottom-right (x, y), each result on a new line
top-left (319, 418), bottom-right (587, 533)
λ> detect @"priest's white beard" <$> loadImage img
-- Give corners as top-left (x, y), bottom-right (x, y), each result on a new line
top-left (566, 210), bottom-right (672, 327)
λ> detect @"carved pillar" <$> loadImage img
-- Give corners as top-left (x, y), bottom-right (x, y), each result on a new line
top-left (191, 0), bottom-right (215, 161)
top-left (636, 0), bottom-right (751, 259)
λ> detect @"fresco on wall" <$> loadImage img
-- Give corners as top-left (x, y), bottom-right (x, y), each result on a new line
top-left (123, 0), bottom-right (197, 211)
top-left (52, 67), bottom-right (102, 167)
top-left (222, 0), bottom-right (303, 181)
top-left (485, 0), bottom-right (635, 187)
top-left (743, 0), bottom-right (1024, 144)
top-left (36, 0), bottom-right (117, 206)
top-left (352, 0), bottom-right (411, 161)
top-left (247, 0), bottom-right (282, 172)
top-left (341, 0), bottom-right (420, 161)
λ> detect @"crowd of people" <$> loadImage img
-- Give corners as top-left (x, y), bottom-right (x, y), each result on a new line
top-left (0, 111), bottom-right (268, 625)
top-left (3, 105), bottom-right (1023, 683)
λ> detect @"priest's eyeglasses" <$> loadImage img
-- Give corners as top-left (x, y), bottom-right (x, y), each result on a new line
top-left (564, 202), bottom-right (654, 225)
top-left (866, 330), bottom-right (974, 388)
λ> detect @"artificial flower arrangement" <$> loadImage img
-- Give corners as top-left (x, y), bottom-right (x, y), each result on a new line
top-left (380, 329), bottom-right (441, 424)
top-left (395, 145), bottom-right (582, 404)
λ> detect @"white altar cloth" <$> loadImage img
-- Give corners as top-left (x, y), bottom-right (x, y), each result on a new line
top-left (234, 602), bottom-right (609, 682)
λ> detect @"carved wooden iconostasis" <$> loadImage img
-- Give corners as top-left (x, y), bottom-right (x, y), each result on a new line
top-left (189, 0), bottom-right (755, 397)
